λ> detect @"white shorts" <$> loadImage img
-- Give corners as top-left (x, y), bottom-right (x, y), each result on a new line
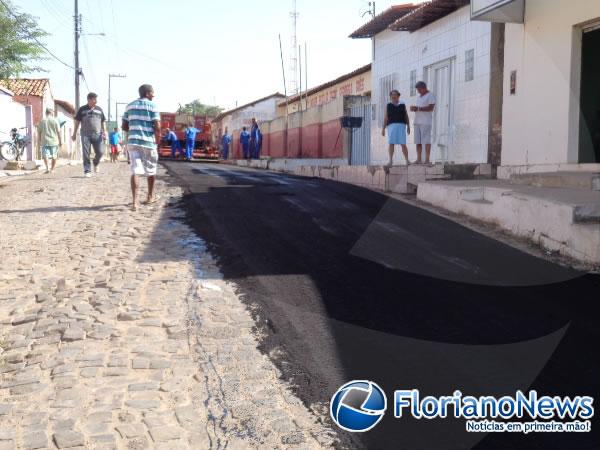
top-left (414, 125), bottom-right (432, 145)
top-left (128, 144), bottom-right (158, 177)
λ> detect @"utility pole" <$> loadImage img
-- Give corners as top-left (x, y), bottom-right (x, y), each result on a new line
top-left (115, 102), bottom-right (128, 127)
top-left (108, 74), bottom-right (126, 124)
top-left (289, 0), bottom-right (299, 95)
top-left (74, 0), bottom-right (81, 110)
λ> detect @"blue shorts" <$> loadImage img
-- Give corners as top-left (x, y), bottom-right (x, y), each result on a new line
top-left (42, 145), bottom-right (59, 159)
top-left (387, 123), bottom-right (407, 145)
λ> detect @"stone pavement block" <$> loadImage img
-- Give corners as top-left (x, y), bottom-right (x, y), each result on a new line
top-left (22, 430), bottom-right (48, 449)
top-left (0, 430), bottom-right (16, 440)
top-left (115, 424), bottom-right (146, 439)
top-left (53, 430), bottom-right (85, 448)
top-left (125, 400), bottom-right (160, 410)
top-left (148, 426), bottom-right (183, 443)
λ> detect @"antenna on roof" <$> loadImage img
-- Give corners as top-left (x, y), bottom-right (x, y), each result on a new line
top-left (361, 1), bottom-right (376, 18)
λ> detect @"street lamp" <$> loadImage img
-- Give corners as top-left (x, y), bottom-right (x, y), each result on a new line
top-left (108, 73), bottom-right (126, 124)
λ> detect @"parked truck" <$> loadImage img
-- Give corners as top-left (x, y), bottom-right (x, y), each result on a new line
top-left (159, 112), bottom-right (220, 160)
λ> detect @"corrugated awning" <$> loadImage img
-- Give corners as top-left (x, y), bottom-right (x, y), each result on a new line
top-left (389, 0), bottom-right (470, 32)
top-left (349, 4), bottom-right (417, 39)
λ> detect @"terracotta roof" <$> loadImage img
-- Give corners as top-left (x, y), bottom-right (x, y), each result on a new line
top-left (213, 92), bottom-right (286, 122)
top-left (349, 4), bottom-right (417, 38)
top-left (55, 99), bottom-right (76, 116)
top-left (0, 78), bottom-right (50, 97)
top-left (278, 64), bottom-right (372, 106)
top-left (389, 0), bottom-right (470, 32)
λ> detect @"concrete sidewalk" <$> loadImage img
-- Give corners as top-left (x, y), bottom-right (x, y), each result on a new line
top-left (0, 163), bottom-right (335, 449)
top-left (228, 158), bottom-right (491, 194)
top-left (417, 179), bottom-right (600, 266)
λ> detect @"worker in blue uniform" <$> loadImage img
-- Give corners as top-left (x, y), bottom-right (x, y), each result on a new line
top-left (221, 127), bottom-right (232, 160)
top-left (240, 126), bottom-right (251, 160)
top-left (184, 123), bottom-right (200, 160)
top-left (165, 128), bottom-right (182, 159)
top-left (249, 118), bottom-right (262, 159)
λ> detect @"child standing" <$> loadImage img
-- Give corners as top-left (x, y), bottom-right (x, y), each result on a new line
top-left (109, 127), bottom-right (121, 162)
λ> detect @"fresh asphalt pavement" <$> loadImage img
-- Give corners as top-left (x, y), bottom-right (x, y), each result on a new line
top-left (164, 162), bottom-right (600, 450)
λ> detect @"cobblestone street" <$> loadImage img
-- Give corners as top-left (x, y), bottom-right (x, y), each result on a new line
top-left (0, 164), bottom-right (336, 450)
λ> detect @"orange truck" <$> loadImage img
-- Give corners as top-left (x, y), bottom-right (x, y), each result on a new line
top-left (159, 112), bottom-right (219, 160)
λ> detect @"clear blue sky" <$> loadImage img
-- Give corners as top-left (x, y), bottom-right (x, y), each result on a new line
top-left (12, 0), bottom-right (409, 117)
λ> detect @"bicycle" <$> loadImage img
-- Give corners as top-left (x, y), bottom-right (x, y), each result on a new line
top-left (0, 127), bottom-right (30, 161)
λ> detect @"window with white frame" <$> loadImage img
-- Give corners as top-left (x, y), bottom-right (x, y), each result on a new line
top-left (465, 49), bottom-right (475, 82)
top-left (378, 73), bottom-right (396, 128)
top-left (410, 70), bottom-right (417, 96)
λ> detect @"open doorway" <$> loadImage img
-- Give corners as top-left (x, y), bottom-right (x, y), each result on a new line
top-left (579, 26), bottom-right (600, 163)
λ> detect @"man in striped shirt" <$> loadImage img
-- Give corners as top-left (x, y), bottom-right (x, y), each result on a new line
top-left (122, 84), bottom-right (161, 211)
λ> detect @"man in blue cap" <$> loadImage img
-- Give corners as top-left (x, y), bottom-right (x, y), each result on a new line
top-left (221, 127), bottom-right (232, 160)
top-left (249, 118), bottom-right (262, 159)
top-left (184, 123), bottom-right (200, 161)
top-left (240, 126), bottom-right (251, 160)
top-left (165, 128), bottom-right (182, 159)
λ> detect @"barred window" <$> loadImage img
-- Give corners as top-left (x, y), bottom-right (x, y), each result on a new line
top-left (410, 70), bottom-right (417, 96)
top-left (378, 74), bottom-right (396, 127)
top-left (465, 49), bottom-right (475, 82)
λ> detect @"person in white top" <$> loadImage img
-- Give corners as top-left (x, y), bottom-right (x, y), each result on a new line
top-left (410, 81), bottom-right (436, 165)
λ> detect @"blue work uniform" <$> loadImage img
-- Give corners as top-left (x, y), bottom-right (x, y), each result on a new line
top-left (240, 130), bottom-right (251, 159)
top-left (185, 127), bottom-right (199, 160)
top-left (166, 130), bottom-right (181, 158)
top-left (250, 124), bottom-right (262, 159)
top-left (221, 134), bottom-right (232, 160)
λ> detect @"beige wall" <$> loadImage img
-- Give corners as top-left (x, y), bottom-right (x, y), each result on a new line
top-left (501, 0), bottom-right (600, 171)
top-left (277, 70), bottom-right (371, 116)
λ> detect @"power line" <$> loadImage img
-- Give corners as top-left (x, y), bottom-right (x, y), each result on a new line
top-left (0, 0), bottom-right (75, 69)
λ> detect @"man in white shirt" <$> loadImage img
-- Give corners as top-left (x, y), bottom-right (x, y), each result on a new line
top-left (410, 81), bottom-right (436, 165)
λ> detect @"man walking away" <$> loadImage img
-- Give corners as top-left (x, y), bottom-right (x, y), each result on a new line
top-left (250, 118), bottom-right (262, 159)
top-left (38, 108), bottom-right (62, 174)
top-left (72, 92), bottom-right (107, 177)
top-left (221, 127), bottom-right (232, 160)
top-left (410, 81), bottom-right (436, 165)
top-left (122, 84), bottom-right (161, 211)
top-left (165, 128), bottom-right (182, 159)
top-left (240, 127), bottom-right (251, 160)
top-left (109, 127), bottom-right (121, 163)
top-left (184, 123), bottom-right (199, 161)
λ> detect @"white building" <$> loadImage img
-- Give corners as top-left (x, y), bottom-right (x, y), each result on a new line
top-left (212, 93), bottom-right (285, 145)
top-left (352, 1), bottom-right (500, 166)
top-left (0, 86), bottom-right (27, 135)
top-left (472, 0), bottom-right (600, 177)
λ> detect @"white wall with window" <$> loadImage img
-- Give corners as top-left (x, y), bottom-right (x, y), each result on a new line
top-left (370, 6), bottom-right (492, 166)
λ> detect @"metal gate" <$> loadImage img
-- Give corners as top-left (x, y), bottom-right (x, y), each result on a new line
top-left (349, 104), bottom-right (371, 166)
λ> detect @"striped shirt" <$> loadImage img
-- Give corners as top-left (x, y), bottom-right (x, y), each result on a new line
top-left (123, 98), bottom-right (160, 149)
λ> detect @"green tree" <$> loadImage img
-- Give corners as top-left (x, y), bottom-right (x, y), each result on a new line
top-left (177, 100), bottom-right (223, 118)
top-left (0, 0), bottom-right (47, 78)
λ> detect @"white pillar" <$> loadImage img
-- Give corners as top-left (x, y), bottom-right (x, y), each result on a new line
top-left (25, 105), bottom-right (34, 161)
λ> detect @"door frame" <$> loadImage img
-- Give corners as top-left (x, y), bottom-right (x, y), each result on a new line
top-left (576, 21), bottom-right (600, 163)
top-left (425, 57), bottom-right (456, 162)
top-left (570, 19), bottom-right (600, 163)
